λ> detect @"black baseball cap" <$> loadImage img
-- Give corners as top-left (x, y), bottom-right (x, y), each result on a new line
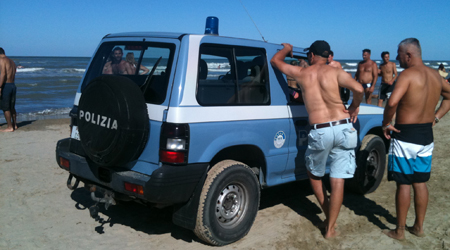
top-left (304, 40), bottom-right (330, 58)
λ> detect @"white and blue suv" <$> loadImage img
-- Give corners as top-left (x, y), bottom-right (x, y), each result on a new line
top-left (56, 21), bottom-right (388, 246)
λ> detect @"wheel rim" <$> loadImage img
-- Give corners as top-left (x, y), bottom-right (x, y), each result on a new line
top-left (215, 183), bottom-right (248, 229)
top-left (365, 149), bottom-right (380, 186)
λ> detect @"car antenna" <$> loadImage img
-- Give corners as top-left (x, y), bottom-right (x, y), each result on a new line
top-left (238, 0), bottom-right (267, 42)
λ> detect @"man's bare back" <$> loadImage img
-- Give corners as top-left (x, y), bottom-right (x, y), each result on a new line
top-left (389, 65), bottom-right (448, 125)
top-left (0, 55), bottom-right (16, 87)
top-left (0, 48), bottom-right (18, 132)
top-left (291, 63), bottom-right (361, 124)
top-left (270, 43), bottom-right (363, 125)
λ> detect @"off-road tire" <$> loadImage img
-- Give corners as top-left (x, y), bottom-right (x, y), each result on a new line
top-left (346, 134), bottom-right (386, 194)
top-left (194, 160), bottom-right (260, 246)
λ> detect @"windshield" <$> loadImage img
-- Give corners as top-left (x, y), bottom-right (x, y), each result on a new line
top-left (82, 41), bottom-right (175, 104)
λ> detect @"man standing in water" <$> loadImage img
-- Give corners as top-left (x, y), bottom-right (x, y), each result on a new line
top-left (0, 47), bottom-right (17, 132)
top-left (378, 51), bottom-right (398, 107)
top-left (355, 49), bottom-right (378, 104)
top-left (271, 41), bottom-right (363, 239)
top-left (382, 38), bottom-right (450, 240)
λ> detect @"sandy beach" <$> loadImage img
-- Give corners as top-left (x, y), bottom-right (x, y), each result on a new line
top-left (1, 114), bottom-right (450, 250)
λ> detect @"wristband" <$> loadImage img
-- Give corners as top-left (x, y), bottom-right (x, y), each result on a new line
top-left (382, 124), bottom-right (391, 131)
top-left (289, 89), bottom-right (299, 98)
top-left (435, 116), bottom-right (440, 124)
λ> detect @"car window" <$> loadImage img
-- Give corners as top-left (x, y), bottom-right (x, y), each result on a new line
top-left (81, 42), bottom-right (175, 104)
top-left (197, 44), bottom-right (270, 106)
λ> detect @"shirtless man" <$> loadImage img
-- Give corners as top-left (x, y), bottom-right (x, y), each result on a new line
top-left (382, 38), bottom-right (450, 240)
top-left (327, 51), bottom-right (342, 68)
top-left (378, 51), bottom-right (398, 107)
top-left (271, 41), bottom-right (363, 239)
top-left (0, 47), bottom-right (17, 132)
top-left (102, 47), bottom-right (135, 75)
top-left (355, 49), bottom-right (378, 104)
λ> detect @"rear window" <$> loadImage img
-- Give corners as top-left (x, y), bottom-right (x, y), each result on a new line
top-left (82, 42), bottom-right (175, 104)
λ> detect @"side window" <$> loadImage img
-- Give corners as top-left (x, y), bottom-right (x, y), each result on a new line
top-left (284, 56), bottom-right (309, 89)
top-left (197, 44), bottom-right (270, 106)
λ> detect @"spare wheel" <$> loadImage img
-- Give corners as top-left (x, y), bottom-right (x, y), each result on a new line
top-left (78, 75), bottom-right (149, 167)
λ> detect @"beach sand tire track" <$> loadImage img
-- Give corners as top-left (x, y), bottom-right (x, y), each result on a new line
top-left (194, 160), bottom-right (260, 246)
top-left (346, 134), bottom-right (386, 194)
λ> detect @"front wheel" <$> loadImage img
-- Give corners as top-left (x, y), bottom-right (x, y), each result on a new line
top-left (194, 160), bottom-right (260, 246)
top-left (346, 134), bottom-right (386, 194)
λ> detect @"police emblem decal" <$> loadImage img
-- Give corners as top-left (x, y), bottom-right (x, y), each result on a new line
top-left (274, 131), bottom-right (286, 148)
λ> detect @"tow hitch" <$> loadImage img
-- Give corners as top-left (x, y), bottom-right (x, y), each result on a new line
top-left (66, 174), bottom-right (80, 190)
top-left (88, 185), bottom-right (116, 220)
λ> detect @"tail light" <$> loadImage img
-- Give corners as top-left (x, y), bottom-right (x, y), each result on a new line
top-left (159, 123), bottom-right (189, 165)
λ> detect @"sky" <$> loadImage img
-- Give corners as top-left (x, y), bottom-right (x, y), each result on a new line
top-left (1, 0), bottom-right (450, 60)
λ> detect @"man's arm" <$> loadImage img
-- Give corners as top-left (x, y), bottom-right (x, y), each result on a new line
top-left (435, 77), bottom-right (450, 123)
top-left (337, 70), bottom-right (363, 122)
top-left (0, 59), bottom-right (6, 96)
top-left (270, 43), bottom-right (303, 78)
top-left (140, 65), bottom-right (150, 75)
top-left (370, 61), bottom-right (378, 92)
top-left (354, 64), bottom-right (360, 81)
top-left (382, 72), bottom-right (410, 139)
top-left (390, 62), bottom-right (398, 84)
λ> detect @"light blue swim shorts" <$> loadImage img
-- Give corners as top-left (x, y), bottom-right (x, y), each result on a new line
top-left (305, 121), bottom-right (357, 178)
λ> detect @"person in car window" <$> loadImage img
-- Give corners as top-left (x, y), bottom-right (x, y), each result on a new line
top-left (102, 47), bottom-right (135, 75)
top-left (126, 53), bottom-right (149, 75)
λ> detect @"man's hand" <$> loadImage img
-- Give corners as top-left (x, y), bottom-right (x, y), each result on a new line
top-left (382, 125), bottom-right (400, 140)
top-left (281, 43), bottom-right (293, 58)
top-left (345, 104), bottom-right (360, 123)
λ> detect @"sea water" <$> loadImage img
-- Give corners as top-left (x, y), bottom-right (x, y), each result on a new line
top-left (1, 56), bottom-right (449, 124)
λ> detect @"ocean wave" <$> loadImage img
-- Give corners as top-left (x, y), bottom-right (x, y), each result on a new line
top-left (346, 63), bottom-right (357, 67)
top-left (17, 67), bottom-right (45, 73)
top-left (0, 107), bottom-right (72, 124)
top-left (61, 68), bottom-right (86, 73)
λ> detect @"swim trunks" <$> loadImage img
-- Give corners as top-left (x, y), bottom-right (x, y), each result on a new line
top-left (388, 123), bottom-right (433, 184)
top-left (362, 83), bottom-right (372, 89)
top-left (305, 119), bottom-right (357, 179)
top-left (1, 82), bottom-right (17, 112)
top-left (378, 82), bottom-right (396, 100)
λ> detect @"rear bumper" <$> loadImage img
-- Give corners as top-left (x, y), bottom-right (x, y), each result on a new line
top-left (56, 138), bottom-right (208, 204)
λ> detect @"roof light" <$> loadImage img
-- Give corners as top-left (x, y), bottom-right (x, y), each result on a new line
top-left (205, 16), bottom-right (219, 35)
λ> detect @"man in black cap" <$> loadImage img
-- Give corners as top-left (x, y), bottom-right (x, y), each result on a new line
top-left (271, 40), bottom-right (364, 239)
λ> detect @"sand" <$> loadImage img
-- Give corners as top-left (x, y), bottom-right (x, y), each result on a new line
top-left (1, 116), bottom-right (450, 250)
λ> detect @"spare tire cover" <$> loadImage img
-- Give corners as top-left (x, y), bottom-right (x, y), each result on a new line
top-left (78, 75), bottom-right (149, 167)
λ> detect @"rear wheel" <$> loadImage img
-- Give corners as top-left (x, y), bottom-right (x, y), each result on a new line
top-left (194, 160), bottom-right (260, 246)
top-left (347, 134), bottom-right (386, 194)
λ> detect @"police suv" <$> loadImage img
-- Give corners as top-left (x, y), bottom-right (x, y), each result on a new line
top-left (56, 18), bottom-right (388, 246)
